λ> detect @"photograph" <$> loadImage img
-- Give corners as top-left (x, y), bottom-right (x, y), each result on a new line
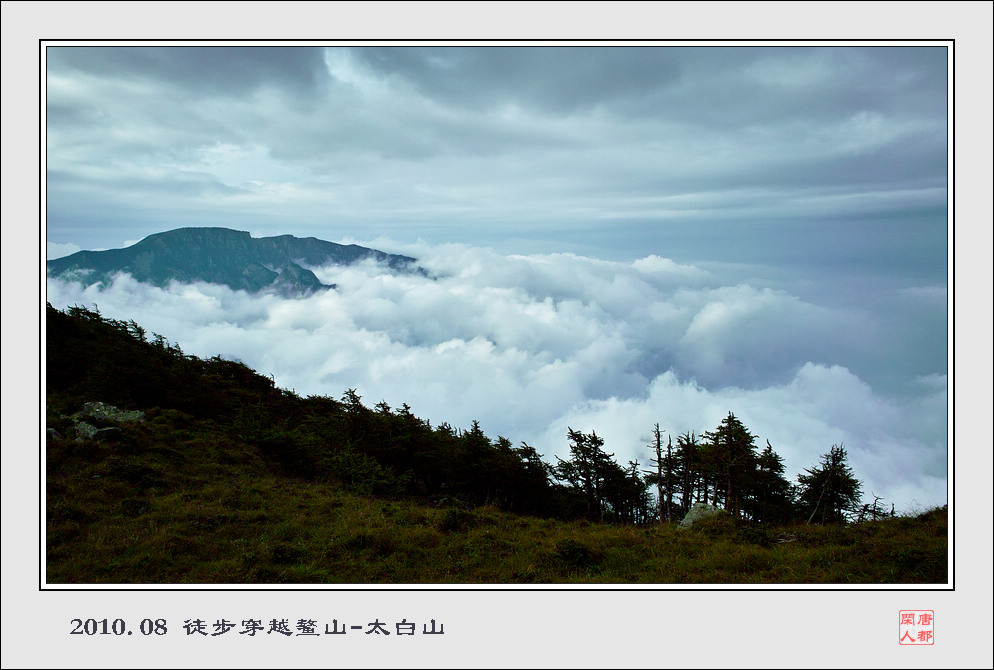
top-left (4, 2), bottom-right (991, 668)
top-left (43, 43), bottom-right (949, 587)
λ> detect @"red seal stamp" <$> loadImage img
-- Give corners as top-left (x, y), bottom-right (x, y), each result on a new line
top-left (899, 610), bottom-right (934, 645)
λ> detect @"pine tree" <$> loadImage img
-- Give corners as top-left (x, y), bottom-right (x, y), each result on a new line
top-left (674, 431), bottom-right (701, 515)
top-left (797, 444), bottom-right (863, 524)
top-left (611, 459), bottom-right (652, 525)
top-left (751, 440), bottom-right (795, 524)
top-left (643, 424), bottom-right (674, 523)
top-left (555, 428), bottom-right (615, 520)
top-left (702, 412), bottom-right (758, 519)
top-left (555, 428), bottom-right (648, 523)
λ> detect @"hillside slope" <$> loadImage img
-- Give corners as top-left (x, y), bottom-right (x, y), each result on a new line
top-left (44, 304), bottom-right (947, 584)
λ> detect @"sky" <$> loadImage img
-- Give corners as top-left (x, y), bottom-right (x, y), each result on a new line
top-left (43, 44), bottom-right (952, 511)
top-left (45, 46), bottom-right (948, 272)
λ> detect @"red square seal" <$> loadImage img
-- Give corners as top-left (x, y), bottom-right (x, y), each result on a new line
top-left (899, 610), bottom-right (934, 645)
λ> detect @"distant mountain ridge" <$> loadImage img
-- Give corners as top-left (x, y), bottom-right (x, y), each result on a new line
top-left (47, 227), bottom-right (419, 296)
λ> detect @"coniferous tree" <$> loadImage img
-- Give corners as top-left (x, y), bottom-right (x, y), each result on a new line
top-left (507, 441), bottom-right (554, 515)
top-left (554, 428), bottom-right (614, 520)
top-left (797, 444), bottom-right (863, 524)
top-left (554, 428), bottom-right (649, 523)
top-left (643, 424), bottom-right (668, 522)
top-left (599, 457), bottom-right (650, 524)
top-left (515, 442), bottom-right (553, 503)
top-left (702, 412), bottom-right (758, 519)
top-left (675, 431), bottom-right (702, 515)
top-left (751, 440), bottom-right (795, 524)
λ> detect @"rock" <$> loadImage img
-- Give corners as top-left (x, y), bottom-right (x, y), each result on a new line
top-left (678, 502), bottom-right (728, 529)
top-left (74, 421), bottom-right (98, 440)
top-left (78, 401), bottom-right (145, 423)
top-left (68, 402), bottom-right (144, 442)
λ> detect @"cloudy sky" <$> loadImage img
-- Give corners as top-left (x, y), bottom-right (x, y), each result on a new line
top-left (45, 44), bottom-right (950, 510)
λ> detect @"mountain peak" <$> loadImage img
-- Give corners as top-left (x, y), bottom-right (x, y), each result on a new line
top-left (47, 227), bottom-right (418, 297)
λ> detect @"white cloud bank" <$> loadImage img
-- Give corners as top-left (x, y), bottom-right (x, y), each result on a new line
top-left (46, 242), bottom-right (947, 510)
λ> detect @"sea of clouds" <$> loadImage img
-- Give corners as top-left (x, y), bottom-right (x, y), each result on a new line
top-left (46, 242), bottom-right (947, 510)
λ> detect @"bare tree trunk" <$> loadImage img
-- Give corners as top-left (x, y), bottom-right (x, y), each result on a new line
top-left (807, 468), bottom-right (831, 525)
top-left (666, 434), bottom-right (673, 523)
top-left (653, 424), bottom-right (664, 523)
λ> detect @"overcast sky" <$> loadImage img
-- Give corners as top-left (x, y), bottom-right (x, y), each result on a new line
top-left (46, 46), bottom-right (947, 271)
top-left (45, 45), bottom-right (950, 510)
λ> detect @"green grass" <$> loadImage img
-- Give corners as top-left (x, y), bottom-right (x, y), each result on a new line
top-left (47, 432), bottom-right (948, 585)
top-left (46, 394), bottom-right (947, 586)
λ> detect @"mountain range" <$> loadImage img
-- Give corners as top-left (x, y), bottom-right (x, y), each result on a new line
top-left (46, 227), bottom-right (419, 296)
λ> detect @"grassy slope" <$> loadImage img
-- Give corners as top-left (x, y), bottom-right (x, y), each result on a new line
top-left (46, 406), bottom-right (947, 584)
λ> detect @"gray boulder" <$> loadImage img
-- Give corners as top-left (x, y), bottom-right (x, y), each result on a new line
top-left (678, 502), bottom-right (728, 529)
top-left (74, 421), bottom-right (99, 441)
top-left (78, 401), bottom-right (145, 423)
top-left (68, 402), bottom-right (145, 443)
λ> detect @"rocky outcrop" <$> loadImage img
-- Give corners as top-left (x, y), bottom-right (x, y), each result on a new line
top-left (76, 401), bottom-right (145, 424)
top-left (49, 401), bottom-right (146, 443)
top-left (73, 422), bottom-right (122, 443)
top-left (677, 502), bottom-right (728, 529)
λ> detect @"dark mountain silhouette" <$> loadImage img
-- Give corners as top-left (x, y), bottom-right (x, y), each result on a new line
top-left (46, 227), bottom-right (419, 296)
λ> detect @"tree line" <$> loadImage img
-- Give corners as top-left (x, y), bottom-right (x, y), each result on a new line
top-left (46, 303), bottom-right (869, 526)
top-left (542, 413), bottom-right (865, 526)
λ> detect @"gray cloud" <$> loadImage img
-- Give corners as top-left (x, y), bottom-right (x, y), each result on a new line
top-left (350, 46), bottom-right (684, 114)
top-left (47, 46), bottom-right (327, 98)
top-left (46, 46), bottom-right (947, 272)
top-left (349, 46), bottom-right (947, 127)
